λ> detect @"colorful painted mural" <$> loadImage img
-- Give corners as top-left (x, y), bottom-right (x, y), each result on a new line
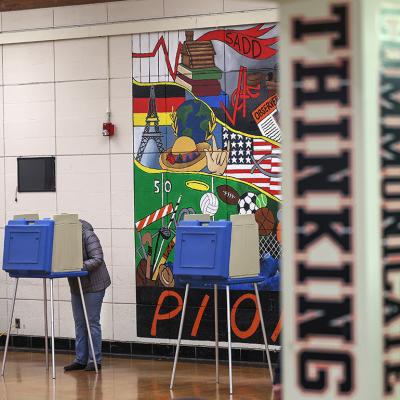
top-left (133, 24), bottom-right (281, 344)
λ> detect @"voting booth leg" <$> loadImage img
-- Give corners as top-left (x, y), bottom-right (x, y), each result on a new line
top-left (49, 279), bottom-right (56, 379)
top-left (77, 277), bottom-right (98, 374)
top-left (254, 283), bottom-right (273, 383)
top-left (1, 278), bottom-right (19, 376)
top-left (226, 285), bottom-right (233, 395)
top-left (214, 284), bottom-right (219, 384)
top-left (43, 279), bottom-right (49, 370)
top-left (170, 283), bottom-right (190, 390)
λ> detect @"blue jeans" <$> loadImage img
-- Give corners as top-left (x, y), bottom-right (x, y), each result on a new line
top-left (71, 289), bottom-right (105, 365)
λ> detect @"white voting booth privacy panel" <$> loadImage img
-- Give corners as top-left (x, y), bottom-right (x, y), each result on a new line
top-left (280, 0), bottom-right (387, 399)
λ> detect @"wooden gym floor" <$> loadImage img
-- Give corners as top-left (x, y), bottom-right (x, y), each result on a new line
top-left (0, 351), bottom-right (273, 400)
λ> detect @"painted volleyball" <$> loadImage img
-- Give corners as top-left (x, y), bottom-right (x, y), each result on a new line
top-left (200, 192), bottom-right (219, 216)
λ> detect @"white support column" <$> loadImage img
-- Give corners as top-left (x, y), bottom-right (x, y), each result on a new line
top-left (280, 0), bottom-right (383, 399)
top-left (380, 2), bottom-right (400, 398)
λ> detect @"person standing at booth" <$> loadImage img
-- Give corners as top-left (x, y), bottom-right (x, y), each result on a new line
top-left (64, 220), bottom-right (111, 372)
top-left (272, 353), bottom-right (282, 399)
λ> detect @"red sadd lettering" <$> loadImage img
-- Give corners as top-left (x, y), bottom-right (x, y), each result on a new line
top-left (252, 39), bottom-right (262, 59)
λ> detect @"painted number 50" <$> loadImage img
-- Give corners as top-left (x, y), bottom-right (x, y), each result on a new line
top-left (154, 180), bottom-right (172, 193)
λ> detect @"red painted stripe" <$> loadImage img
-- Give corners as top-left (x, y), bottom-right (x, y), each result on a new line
top-left (253, 151), bottom-right (281, 156)
top-left (225, 177), bottom-right (271, 183)
top-left (132, 36), bottom-right (183, 81)
top-left (136, 203), bottom-right (174, 231)
top-left (133, 97), bottom-right (186, 113)
top-left (226, 168), bottom-right (269, 173)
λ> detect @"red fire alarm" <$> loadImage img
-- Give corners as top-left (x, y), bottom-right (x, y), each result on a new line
top-left (102, 122), bottom-right (115, 136)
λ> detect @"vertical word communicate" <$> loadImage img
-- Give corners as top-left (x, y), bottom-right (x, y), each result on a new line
top-left (381, 4), bottom-right (400, 398)
top-left (291, 2), bottom-right (354, 396)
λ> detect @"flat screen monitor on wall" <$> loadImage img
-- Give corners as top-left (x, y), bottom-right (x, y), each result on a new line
top-left (17, 157), bottom-right (56, 192)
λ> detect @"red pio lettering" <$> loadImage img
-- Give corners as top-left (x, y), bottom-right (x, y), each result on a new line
top-left (271, 316), bottom-right (282, 343)
top-left (231, 293), bottom-right (260, 339)
top-left (191, 295), bottom-right (210, 337)
top-left (151, 290), bottom-right (183, 336)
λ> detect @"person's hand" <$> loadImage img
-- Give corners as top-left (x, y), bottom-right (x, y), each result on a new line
top-left (204, 135), bottom-right (230, 175)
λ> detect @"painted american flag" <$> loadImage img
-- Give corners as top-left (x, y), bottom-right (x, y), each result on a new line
top-left (222, 129), bottom-right (282, 200)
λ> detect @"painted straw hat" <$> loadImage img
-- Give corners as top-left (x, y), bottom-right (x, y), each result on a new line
top-left (159, 136), bottom-right (210, 172)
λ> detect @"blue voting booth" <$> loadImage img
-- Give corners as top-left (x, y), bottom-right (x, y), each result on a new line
top-left (170, 215), bottom-right (273, 395)
top-left (3, 219), bottom-right (55, 276)
top-left (1, 215), bottom-right (98, 379)
top-left (173, 220), bottom-right (232, 281)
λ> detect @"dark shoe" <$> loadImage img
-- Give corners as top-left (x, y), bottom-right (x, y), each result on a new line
top-left (85, 362), bottom-right (101, 371)
top-left (64, 362), bottom-right (86, 372)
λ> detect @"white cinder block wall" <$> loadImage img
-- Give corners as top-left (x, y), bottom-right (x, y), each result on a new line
top-left (0, 0), bottom-right (278, 343)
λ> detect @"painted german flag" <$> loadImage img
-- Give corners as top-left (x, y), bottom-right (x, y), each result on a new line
top-left (132, 84), bottom-right (186, 127)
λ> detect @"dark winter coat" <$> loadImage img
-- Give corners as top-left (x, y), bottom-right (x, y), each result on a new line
top-left (68, 220), bottom-right (111, 295)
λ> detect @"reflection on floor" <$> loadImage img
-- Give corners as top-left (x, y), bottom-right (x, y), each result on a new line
top-left (0, 350), bottom-right (273, 400)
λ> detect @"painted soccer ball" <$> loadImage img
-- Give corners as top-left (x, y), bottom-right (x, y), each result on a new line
top-left (238, 192), bottom-right (259, 215)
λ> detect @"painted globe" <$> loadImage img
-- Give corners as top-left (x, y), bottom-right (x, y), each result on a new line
top-left (175, 99), bottom-right (213, 143)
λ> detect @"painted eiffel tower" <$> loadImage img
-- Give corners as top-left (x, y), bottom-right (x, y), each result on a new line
top-left (136, 85), bottom-right (165, 162)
